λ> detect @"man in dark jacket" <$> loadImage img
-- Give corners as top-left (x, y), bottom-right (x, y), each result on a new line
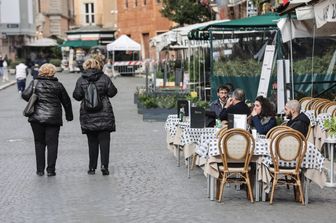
top-left (206, 85), bottom-right (230, 126)
top-left (73, 58), bottom-right (118, 176)
top-left (285, 99), bottom-right (310, 137)
top-left (219, 88), bottom-right (250, 121)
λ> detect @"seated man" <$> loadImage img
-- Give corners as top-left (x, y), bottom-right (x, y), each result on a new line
top-left (219, 88), bottom-right (250, 121)
top-left (284, 100), bottom-right (310, 137)
top-left (206, 85), bottom-right (230, 127)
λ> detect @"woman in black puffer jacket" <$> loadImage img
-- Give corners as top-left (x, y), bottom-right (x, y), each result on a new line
top-left (73, 58), bottom-right (117, 176)
top-left (22, 63), bottom-right (73, 177)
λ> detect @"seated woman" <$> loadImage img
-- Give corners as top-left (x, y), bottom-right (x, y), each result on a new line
top-left (249, 96), bottom-right (276, 135)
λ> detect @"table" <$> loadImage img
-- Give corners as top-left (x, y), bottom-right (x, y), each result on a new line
top-left (324, 138), bottom-right (336, 187)
top-left (196, 130), bottom-right (326, 203)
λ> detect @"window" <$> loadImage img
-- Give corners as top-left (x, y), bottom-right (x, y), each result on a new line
top-left (84, 3), bottom-right (95, 24)
top-left (144, 0), bottom-right (147, 5)
top-left (125, 0), bottom-right (128, 8)
top-left (135, 0), bottom-right (138, 7)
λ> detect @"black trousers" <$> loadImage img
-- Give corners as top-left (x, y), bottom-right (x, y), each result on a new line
top-left (86, 131), bottom-right (110, 169)
top-left (31, 122), bottom-right (60, 173)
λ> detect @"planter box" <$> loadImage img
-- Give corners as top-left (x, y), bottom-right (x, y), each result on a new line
top-left (137, 102), bottom-right (144, 114)
top-left (134, 93), bottom-right (138, 104)
top-left (143, 108), bottom-right (175, 122)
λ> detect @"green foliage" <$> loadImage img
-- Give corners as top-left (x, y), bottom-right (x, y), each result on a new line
top-left (49, 58), bottom-right (62, 67)
top-left (213, 52), bottom-right (335, 77)
top-left (137, 92), bottom-right (209, 109)
top-left (323, 117), bottom-right (336, 137)
top-left (50, 46), bottom-right (62, 59)
top-left (293, 54), bottom-right (334, 75)
top-left (156, 95), bottom-right (177, 109)
top-left (214, 59), bottom-right (261, 77)
top-left (160, 0), bottom-right (214, 26)
top-left (195, 100), bottom-right (209, 109)
top-left (8, 59), bottom-right (24, 69)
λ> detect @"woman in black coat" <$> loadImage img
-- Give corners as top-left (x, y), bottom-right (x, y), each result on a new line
top-left (22, 63), bottom-right (73, 176)
top-left (73, 58), bottom-right (118, 175)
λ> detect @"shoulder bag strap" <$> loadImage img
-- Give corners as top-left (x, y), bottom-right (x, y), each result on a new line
top-left (32, 79), bottom-right (38, 94)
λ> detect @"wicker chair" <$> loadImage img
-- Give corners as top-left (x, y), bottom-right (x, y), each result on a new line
top-left (266, 125), bottom-right (291, 139)
top-left (268, 130), bottom-right (307, 205)
top-left (323, 102), bottom-right (336, 114)
top-left (299, 97), bottom-right (313, 111)
top-left (310, 99), bottom-right (330, 115)
top-left (216, 128), bottom-right (255, 203)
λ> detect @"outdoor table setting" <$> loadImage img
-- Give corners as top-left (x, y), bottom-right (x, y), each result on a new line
top-left (195, 129), bottom-right (327, 203)
top-left (164, 114), bottom-right (221, 177)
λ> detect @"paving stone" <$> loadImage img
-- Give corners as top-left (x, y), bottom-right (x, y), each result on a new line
top-left (0, 72), bottom-right (336, 223)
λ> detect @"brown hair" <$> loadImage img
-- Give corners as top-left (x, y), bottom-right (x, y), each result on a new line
top-left (39, 63), bottom-right (56, 77)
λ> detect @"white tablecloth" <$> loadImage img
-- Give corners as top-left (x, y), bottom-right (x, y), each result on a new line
top-left (196, 130), bottom-right (325, 170)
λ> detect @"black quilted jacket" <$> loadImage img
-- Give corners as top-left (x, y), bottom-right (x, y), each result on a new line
top-left (22, 76), bottom-right (73, 126)
top-left (73, 69), bottom-right (118, 134)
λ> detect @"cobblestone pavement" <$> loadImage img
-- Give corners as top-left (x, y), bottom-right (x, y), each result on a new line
top-left (0, 71), bottom-right (336, 223)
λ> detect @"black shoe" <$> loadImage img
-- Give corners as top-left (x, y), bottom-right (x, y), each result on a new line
top-left (36, 171), bottom-right (44, 176)
top-left (47, 172), bottom-right (56, 177)
top-left (101, 166), bottom-right (109, 176)
top-left (87, 169), bottom-right (95, 175)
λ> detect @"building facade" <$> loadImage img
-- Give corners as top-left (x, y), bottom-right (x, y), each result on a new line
top-left (0, 0), bottom-right (36, 60)
top-left (35, 0), bottom-right (75, 39)
top-left (116, 0), bottom-right (174, 59)
top-left (64, 0), bottom-right (116, 47)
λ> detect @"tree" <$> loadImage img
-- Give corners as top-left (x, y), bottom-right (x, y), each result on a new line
top-left (160, 0), bottom-right (214, 26)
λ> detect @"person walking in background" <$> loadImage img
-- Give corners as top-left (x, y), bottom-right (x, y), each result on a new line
top-left (2, 57), bottom-right (9, 82)
top-left (22, 63), bottom-right (73, 176)
top-left (248, 95), bottom-right (276, 135)
top-left (31, 64), bottom-right (39, 79)
top-left (102, 59), bottom-right (114, 78)
top-left (0, 55), bottom-right (4, 79)
top-left (15, 61), bottom-right (28, 94)
top-left (73, 58), bottom-right (118, 176)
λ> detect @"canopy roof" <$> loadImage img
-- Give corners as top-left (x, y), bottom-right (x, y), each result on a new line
top-left (61, 40), bottom-right (98, 48)
top-left (107, 35), bottom-right (141, 51)
top-left (25, 38), bottom-right (58, 47)
top-left (277, 0), bottom-right (336, 42)
top-left (188, 13), bottom-right (282, 40)
top-left (150, 19), bottom-right (229, 51)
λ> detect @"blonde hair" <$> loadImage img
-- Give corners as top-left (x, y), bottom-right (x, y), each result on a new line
top-left (82, 58), bottom-right (102, 71)
top-left (39, 63), bottom-right (57, 77)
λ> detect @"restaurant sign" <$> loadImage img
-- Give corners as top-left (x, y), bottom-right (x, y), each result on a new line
top-left (257, 45), bottom-right (275, 98)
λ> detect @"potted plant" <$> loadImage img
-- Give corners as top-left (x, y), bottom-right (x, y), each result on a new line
top-left (49, 58), bottom-right (63, 72)
top-left (323, 116), bottom-right (336, 139)
top-left (134, 86), bottom-right (146, 104)
top-left (142, 95), bottom-right (176, 122)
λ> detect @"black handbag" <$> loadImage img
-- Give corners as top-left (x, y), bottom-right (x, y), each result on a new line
top-left (23, 80), bottom-right (38, 117)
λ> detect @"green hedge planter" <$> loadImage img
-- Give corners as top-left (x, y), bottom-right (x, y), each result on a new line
top-left (142, 108), bottom-right (175, 122)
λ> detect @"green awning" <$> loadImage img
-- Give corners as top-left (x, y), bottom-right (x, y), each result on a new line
top-left (188, 13), bottom-right (283, 40)
top-left (61, 40), bottom-right (98, 48)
